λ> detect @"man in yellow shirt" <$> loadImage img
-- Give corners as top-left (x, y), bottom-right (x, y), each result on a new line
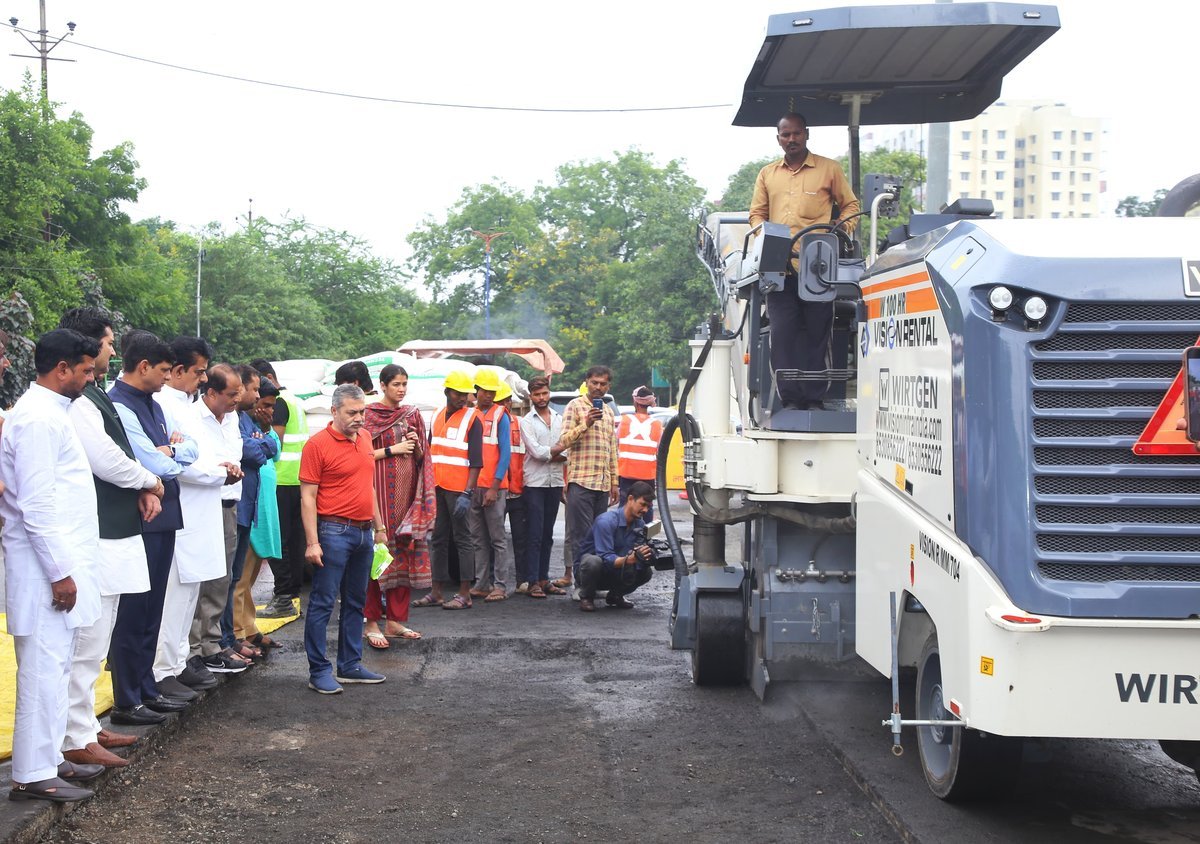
top-left (749, 112), bottom-right (860, 411)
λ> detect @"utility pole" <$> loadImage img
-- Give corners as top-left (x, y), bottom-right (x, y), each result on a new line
top-left (195, 237), bottom-right (205, 337)
top-left (8, 1), bottom-right (76, 118)
top-left (468, 229), bottom-right (507, 340)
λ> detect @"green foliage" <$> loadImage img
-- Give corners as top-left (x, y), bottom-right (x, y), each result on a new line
top-left (839, 148), bottom-right (927, 246)
top-left (1115, 189), bottom-right (1169, 217)
top-left (717, 155), bottom-right (776, 211)
top-left (406, 149), bottom-right (714, 396)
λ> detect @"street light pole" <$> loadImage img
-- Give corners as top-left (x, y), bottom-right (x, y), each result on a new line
top-left (8, 1), bottom-right (76, 115)
top-left (469, 229), bottom-right (506, 339)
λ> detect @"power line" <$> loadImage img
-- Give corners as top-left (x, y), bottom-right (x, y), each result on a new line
top-left (41, 32), bottom-right (733, 114)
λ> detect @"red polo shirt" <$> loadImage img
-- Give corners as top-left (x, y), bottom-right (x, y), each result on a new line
top-left (298, 422), bottom-right (375, 521)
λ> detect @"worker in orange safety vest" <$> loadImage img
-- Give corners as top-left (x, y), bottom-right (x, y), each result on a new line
top-left (617, 385), bottom-right (663, 520)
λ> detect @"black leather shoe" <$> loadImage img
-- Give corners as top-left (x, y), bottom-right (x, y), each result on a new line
top-left (605, 595), bottom-right (635, 609)
top-left (142, 695), bottom-right (188, 713)
top-left (57, 761), bottom-right (104, 782)
top-left (109, 705), bottom-right (166, 726)
top-left (579, 598), bottom-right (595, 612)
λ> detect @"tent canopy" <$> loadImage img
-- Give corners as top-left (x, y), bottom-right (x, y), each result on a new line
top-left (397, 339), bottom-right (565, 376)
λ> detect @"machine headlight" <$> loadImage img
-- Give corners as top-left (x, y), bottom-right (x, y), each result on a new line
top-left (1022, 296), bottom-right (1048, 322)
top-left (987, 285), bottom-right (1014, 311)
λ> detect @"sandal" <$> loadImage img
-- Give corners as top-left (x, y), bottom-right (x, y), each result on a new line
top-left (411, 594), bottom-right (441, 608)
top-left (247, 632), bottom-right (282, 650)
top-left (551, 577), bottom-right (572, 588)
top-left (386, 624), bottom-right (422, 640)
top-left (484, 588), bottom-right (507, 602)
top-left (441, 594), bottom-right (472, 610)
top-left (365, 630), bottom-right (390, 650)
top-left (528, 583), bottom-right (546, 599)
top-left (234, 640), bottom-right (262, 660)
top-left (543, 582), bottom-right (567, 596)
top-left (469, 588), bottom-right (491, 598)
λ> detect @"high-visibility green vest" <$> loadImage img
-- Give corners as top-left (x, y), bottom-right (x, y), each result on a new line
top-left (275, 390), bottom-right (309, 486)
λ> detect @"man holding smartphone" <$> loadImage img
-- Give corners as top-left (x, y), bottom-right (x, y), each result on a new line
top-left (555, 365), bottom-right (620, 583)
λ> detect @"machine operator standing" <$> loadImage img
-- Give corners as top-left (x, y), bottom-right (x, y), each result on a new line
top-left (749, 112), bottom-right (860, 410)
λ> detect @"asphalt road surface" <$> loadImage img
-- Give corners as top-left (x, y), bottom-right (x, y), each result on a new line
top-left (34, 570), bottom-right (898, 844)
top-left (12, 498), bottom-right (1200, 843)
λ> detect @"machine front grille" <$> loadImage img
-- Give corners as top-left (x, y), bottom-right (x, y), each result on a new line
top-left (1035, 475), bottom-right (1200, 496)
top-left (1030, 303), bottom-right (1200, 585)
top-left (1036, 331), bottom-right (1198, 352)
top-left (1038, 562), bottom-right (1200, 582)
top-left (1063, 303), bottom-right (1200, 323)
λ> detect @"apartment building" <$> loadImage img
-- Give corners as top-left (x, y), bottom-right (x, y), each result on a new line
top-left (873, 101), bottom-right (1105, 219)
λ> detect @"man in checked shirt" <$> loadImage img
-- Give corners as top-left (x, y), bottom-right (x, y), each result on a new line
top-left (552, 366), bottom-right (619, 585)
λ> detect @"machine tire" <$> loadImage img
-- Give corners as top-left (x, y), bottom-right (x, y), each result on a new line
top-left (915, 633), bottom-right (1022, 801)
top-left (1158, 740), bottom-right (1200, 783)
top-left (1157, 174), bottom-right (1200, 218)
top-left (692, 592), bottom-right (746, 686)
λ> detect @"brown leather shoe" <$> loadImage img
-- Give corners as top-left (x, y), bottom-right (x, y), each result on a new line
top-left (64, 743), bottom-right (129, 768)
top-left (97, 728), bottom-right (138, 749)
top-left (579, 599), bottom-right (595, 612)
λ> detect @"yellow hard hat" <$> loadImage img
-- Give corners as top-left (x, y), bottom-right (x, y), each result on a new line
top-left (474, 368), bottom-right (502, 392)
top-left (444, 370), bottom-right (474, 393)
top-left (495, 382), bottom-right (512, 402)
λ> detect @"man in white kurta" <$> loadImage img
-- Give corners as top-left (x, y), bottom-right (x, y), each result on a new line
top-left (1, 330), bottom-right (102, 800)
top-left (155, 364), bottom-right (245, 682)
top-left (60, 310), bottom-right (165, 766)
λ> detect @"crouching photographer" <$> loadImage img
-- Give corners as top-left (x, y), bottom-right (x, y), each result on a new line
top-left (576, 481), bottom-right (662, 612)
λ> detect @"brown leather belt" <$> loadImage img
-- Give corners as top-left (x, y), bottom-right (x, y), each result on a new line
top-left (319, 515), bottom-right (372, 529)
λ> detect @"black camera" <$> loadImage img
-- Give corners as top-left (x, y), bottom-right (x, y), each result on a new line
top-left (633, 531), bottom-right (676, 571)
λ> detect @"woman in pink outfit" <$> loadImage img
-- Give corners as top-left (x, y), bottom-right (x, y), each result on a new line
top-left (361, 364), bottom-right (435, 648)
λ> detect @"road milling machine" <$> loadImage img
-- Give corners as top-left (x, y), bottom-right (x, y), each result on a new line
top-left (660, 2), bottom-right (1200, 800)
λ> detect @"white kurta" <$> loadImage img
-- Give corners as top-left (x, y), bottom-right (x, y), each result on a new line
top-left (0, 381), bottom-right (101, 783)
top-left (68, 395), bottom-right (159, 596)
top-left (1, 382), bottom-right (101, 633)
top-left (156, 387), bottom-right (227, 583)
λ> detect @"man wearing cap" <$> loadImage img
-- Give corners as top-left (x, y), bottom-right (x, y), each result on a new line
top-left (467, 369), bottom-right (512, 602)
top-left (416, 371), bottom-right (483, 610)
top-left (617, 386), bottom-right (664, 522)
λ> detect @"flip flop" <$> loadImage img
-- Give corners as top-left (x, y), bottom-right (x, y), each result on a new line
top-left (528, 583), bottom-right (547, 598)
top-left (365, 631), bottom-right (390, 650)
top-left (411, 594), bottom-right (441, 608)
top-left (441, 594), bottom-right (472, 610)
top-left (543, 582), bottom-right (567, 596)
top-left (484, 589), bottom-right (507, 602)
top-left (469, 588), bottom-right (491, 598)
top-left (386, 625), bottom-right (422, 640)
top-left (551, 577), bottom-right (572, 588)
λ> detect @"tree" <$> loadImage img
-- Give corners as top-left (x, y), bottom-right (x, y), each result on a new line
top-left (716, 155), bottom-right (775, 211)
top-left (1115, 189), bottom-right (1169, 217)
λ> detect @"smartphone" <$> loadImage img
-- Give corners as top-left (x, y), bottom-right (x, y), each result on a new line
top-left (592, 398), bottom-right (604, 410)
top-left (1185, 346), bottom-right (1200, 442)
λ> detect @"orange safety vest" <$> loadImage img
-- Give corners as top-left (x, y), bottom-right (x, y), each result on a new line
top-left (617, 413), bottom-right (662, 481)
top-left (477, 404), bottom-right (509, 491)
top-left (431, 406), bottom-right (478, 493)
top-left (507, 412), bottom-right (525, 496)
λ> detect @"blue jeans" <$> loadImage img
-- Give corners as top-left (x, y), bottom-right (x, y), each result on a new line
top-left (219, 525), bottom-right (252, 649)
top-left (524, 486), bottom-right (561, 583)
top-left (303, 520), bottom-right (371, 680)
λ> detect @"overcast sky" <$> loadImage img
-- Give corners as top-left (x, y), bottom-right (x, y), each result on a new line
top-left (3, 0), bottom-right (1197, 268)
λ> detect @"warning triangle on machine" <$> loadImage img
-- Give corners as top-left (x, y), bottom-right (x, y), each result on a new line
top-left (1133, 346), bottom-right (1198, 456)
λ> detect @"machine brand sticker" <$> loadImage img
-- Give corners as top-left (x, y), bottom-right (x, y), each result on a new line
top-left (918, 531), bottom-right (960, 581)
top-left (874, 368), bottom-right (944, 476)
top-left (1185, 260), bottom-right (1200, 297)
top-left (1115, 673), bottom-right (1199, 704)
top-left (980, 657), bottom-right (994, 676)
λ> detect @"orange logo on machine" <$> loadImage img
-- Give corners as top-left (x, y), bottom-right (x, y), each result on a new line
top-left (1133, 341), bottom-right (1199, 456)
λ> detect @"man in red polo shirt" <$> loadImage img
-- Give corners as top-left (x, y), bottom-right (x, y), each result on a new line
top-left (299, 384), bottom-right (389, 694)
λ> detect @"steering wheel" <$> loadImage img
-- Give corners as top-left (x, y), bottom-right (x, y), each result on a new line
top-left (789, 222), bottom-right (854, 259)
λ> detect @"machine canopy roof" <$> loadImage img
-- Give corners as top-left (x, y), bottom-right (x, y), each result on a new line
top-left (734, 2), bottom-right (1059, 127)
